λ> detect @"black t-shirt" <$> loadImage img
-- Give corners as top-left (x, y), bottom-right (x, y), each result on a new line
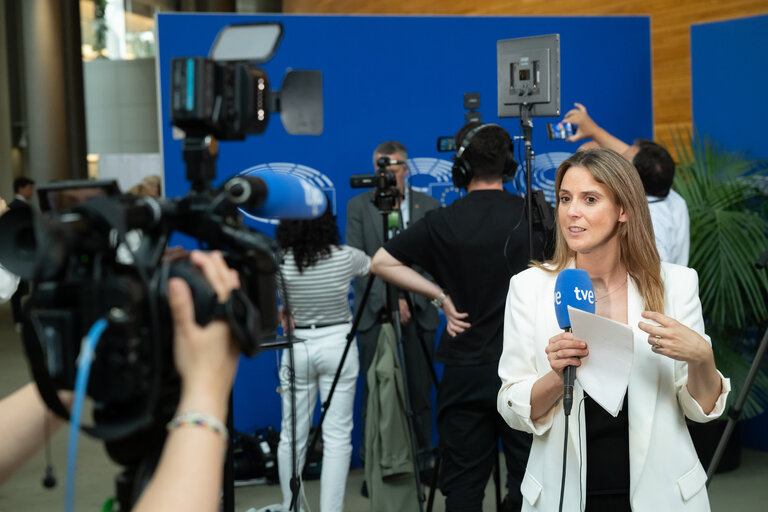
top-left (384, 190), bottom-right (529, 365)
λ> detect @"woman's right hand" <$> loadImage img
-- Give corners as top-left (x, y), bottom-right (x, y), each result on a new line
top-left (545, 332), bottom-right (589, 379)
top-left (562, 102), bottom-right (598, 142)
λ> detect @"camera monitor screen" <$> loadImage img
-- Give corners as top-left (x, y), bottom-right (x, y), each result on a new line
top-left (37, 180), bottom-right (121, 215)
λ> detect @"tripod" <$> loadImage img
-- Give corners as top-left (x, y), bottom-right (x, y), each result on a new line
top-left (706, 248), bottom-right (768, 485)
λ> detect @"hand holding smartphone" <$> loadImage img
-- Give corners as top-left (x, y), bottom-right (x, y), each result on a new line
top-left (546, 122), bottom-right (574, 140)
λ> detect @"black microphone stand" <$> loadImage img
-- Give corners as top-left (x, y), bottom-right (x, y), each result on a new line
top-left (706, 250), bottom-right (768, 485)
top-left (520, 103), bottom-right (535, 261)
top-left (284, 299), bottom-right (300, 511)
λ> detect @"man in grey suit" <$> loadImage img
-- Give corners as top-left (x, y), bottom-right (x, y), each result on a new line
top-left (346, 141), bottom-right (439, 481)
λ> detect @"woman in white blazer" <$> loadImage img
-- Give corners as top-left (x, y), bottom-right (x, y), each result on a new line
top-left (497, 149), bottom-right (730, 511)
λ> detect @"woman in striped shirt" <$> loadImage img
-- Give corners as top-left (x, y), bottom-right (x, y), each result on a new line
top-left (273, 207), bottom-right (370, 512)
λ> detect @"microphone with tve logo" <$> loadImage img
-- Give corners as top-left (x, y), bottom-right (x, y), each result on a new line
top-left (554, 269), bottom-right (595, 416)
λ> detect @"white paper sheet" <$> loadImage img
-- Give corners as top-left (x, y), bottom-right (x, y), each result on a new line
top-left (568, 306), bottom-right (634, 417)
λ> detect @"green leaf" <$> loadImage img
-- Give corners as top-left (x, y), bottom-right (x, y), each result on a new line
top-left (669, 129), bottom-right (768, 419)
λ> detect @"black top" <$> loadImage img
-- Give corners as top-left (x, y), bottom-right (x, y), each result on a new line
top-left (384, 189), bottom-right (528, 365)
top-left (585, 393), bottom-right (630, 497)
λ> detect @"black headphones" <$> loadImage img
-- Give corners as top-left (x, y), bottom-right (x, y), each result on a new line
top-left (451, 123), bottom-right (518, 189)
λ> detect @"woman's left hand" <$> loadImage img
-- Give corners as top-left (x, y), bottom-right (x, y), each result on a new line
top-left (638, 310), bottom-right (714, 365)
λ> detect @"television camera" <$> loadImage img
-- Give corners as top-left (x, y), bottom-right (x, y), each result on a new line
top-left (0, 22), bottom-right (324, 510)
top-left (349, 156), bottom-right (404, 213)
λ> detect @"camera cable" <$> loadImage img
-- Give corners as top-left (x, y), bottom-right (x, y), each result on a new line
top-left (65, 317), bottom-right (109, 512)
top-left (41, 413), bottom-right (57, 488)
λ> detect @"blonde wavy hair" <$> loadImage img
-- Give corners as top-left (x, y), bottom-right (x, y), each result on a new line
top-left (538, 148), bottom-right (665, 313)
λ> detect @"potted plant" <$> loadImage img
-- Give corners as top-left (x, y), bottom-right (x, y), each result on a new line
top-left (671, 131), bottom-right (768, 471)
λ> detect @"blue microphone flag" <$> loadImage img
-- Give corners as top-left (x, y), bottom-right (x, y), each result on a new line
top-left (240, 170), bottom-right (328, 219)
top-left (554, 269), bottom-right (596, 329)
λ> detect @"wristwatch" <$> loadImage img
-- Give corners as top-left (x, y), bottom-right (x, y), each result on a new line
top-left (430, 291), bottom-right (447, 309)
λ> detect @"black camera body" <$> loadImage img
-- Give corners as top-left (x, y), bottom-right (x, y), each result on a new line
top-left (171, 57), bottom-right (270, 141)
top-left (0, 186), bottom-right (277, 462)
top-left (349, 157), bottom-right (403, 213)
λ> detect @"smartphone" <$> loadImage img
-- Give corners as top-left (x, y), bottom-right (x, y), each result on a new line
top-left (437, 136), bottom-right (457, 152)
top-left (546, 122), bottom-right (574, 140)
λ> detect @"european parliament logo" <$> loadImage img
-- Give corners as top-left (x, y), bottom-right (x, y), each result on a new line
top-left (511, 151), bottom-right (571, 207)
top-left (238, 162), bottom-right (336, 225)
top-left (407, 157), bottom-right (461, 206)
top-left (407, 152), bottom-right (569, 207)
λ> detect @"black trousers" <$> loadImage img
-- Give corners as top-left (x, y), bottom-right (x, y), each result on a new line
top-left (437, 363), bottom-right (532, 512)
top-left (358, 319), bottom-right (435, 467)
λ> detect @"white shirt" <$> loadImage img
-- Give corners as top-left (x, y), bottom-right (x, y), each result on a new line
top-left (647, 189), bottom-right (690, 266)
top-left (0, 264), bottom-right (19, 303)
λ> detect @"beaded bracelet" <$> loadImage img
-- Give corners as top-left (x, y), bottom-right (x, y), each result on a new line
top-left (167, 412), bottom-right (229, 443)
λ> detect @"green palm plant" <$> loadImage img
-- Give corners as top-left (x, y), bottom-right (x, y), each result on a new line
top-left (671, 131), bottom-right (768, 418)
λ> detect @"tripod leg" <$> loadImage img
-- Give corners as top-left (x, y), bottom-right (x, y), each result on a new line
top-left (301, 274), bottom-right (375, 478)
top-left (402, 293), bottom-right (439, 389)
top-left (707, 324), bottom-right (768, 485)
top-left (426, 447), bottom-right (441, 512)
top-left (284, 340), bottom-right (301, 511)
top-left (389, 284), bottom-right (425, 510)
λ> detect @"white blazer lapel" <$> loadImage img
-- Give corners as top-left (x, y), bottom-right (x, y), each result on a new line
top-left (626, 276), bottom-right (662, 500)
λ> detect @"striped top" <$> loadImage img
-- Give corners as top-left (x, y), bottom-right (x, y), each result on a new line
top-left (277, 245), bottom-right (371, 326)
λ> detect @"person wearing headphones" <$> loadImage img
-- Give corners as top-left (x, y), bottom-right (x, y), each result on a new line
top-left (346, 141), bottom-right (440, 486)
top-left (371, 123), bottom-right (532, 511)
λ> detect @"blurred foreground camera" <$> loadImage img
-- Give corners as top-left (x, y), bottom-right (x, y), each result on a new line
top-left (0, 22), bottom-right (325, 511)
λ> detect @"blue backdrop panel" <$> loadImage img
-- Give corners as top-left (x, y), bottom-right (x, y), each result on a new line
top-left (692, 14), bottom-right (768, 159)
top-left (156, 13), bottom-right (652, 467)
top-left (692, 14), bottom-right (768, 451)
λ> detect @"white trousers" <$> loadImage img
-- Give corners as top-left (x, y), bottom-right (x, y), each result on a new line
top-left (277, 323), bottom-right (358, 512)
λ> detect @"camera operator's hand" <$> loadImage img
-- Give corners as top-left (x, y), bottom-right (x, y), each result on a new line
top-left (170, 250), bottom-right (240, 419)
top-left (0, 384), bottom-right (73, 486)
top-left (133, 250), bottom-right (240, 512)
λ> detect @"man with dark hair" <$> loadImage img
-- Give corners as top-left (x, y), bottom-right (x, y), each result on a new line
top-left (10, 177), bottom-right (35, 210)
top-left (346, 140), bottom-right (440, 484)
top-left (562, 103), bottom-right (690, 265)
top-left (371, 123), bottom-right (531, 511)
top-left (631, 139), bottom-right (676, 197)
